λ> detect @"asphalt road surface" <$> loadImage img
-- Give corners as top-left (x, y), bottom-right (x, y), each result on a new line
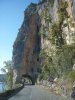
top-left (8, 85), bottom-right (64, 100)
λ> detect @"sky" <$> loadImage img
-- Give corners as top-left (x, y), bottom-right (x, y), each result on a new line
top-left (0, 0), bottom-right (39, 71)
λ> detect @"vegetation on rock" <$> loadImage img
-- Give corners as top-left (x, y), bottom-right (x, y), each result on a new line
top-left (38, 0), bottom-right (75, 95)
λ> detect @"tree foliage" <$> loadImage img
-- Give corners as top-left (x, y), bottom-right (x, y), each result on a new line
top-left (3, 60), bottom-right (13, 90)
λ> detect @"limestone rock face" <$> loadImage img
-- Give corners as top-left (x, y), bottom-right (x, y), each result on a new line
top-left (12, 0), bottom-right (75, 82)
top-left (12, 3), bottom-right (41, 82)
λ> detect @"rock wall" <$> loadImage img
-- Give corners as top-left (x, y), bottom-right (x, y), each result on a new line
top-left (12, 3), bottom-right (41, 82)
top-left (12, 0), bottom-right (75, 82)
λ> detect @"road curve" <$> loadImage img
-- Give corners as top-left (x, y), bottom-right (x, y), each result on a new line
top-left (8, 85), bottom-right (64, 100)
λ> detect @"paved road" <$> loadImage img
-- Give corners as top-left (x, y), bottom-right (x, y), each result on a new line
top-left (8, 85), bottom-right (65, 100)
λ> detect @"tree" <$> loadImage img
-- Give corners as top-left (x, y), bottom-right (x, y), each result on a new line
top-left (3, 60), bottom-right (13, 90)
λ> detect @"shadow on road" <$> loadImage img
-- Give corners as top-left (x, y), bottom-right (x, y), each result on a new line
top-left (0, 85), bottom-right (24, 100)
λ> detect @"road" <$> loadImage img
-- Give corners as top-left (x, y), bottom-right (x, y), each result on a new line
top-left (8, 85), bottom-right (64, 100)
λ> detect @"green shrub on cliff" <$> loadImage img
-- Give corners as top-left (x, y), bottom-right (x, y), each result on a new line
top-left (39, 0), bottom-right (75, 91)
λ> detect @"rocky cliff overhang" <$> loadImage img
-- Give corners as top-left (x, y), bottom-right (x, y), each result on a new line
top-left (12, 0), bottom-right (75, 83)
top-left (12, 3), bottom-right (41, 82)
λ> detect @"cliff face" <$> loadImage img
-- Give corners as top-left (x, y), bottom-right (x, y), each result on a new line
top-left (12, 0), bottom-right (75, 82)
top-left (12, 3), bottom-right (41, 82)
